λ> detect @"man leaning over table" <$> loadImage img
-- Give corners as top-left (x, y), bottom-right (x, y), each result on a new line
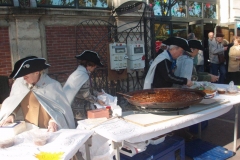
top-left (174, 39), bottom-right (219, 83)
top-left (144, 37), bottom-right (193, 89)
top-left (0, 56), bottom-right (75, 132)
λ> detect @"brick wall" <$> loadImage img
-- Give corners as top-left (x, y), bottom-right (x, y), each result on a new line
top-left (0, 27), bottom-right (12, 76)
top-left (45, 26), bottom-right (109, 83)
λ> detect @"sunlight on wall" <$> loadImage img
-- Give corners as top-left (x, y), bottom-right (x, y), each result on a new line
top-left (219, 0), bottom-right (229, 23)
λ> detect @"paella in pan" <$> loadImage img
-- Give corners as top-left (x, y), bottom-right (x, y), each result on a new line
top-left (123, 88), bottom-right (206, 109)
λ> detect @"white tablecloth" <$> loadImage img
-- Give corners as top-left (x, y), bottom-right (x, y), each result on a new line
top-left (0, 129), bottom-right (93, 160)
top-left (78, 84), bottom-right (240, 143)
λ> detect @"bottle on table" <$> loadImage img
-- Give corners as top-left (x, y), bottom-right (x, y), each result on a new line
top-left (106, 106), bottom-right (112, 118)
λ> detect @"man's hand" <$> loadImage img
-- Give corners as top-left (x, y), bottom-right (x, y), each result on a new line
top-left (0, 115), bottom-right (15, 127)
top-left (48, 121), bottom-right (57, 132)
top-left (97, 92), bottom-right (104, 95)
top-left (209, 74), bottom-right (219, 82)
top-left (186, 80), bottom-right (193, 87)
top-left (97, 99), bottom-right (105, 106)
top-left (224, 47), bottom-right (228, 51)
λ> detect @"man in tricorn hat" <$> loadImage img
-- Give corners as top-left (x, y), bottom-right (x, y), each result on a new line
top-left (174, 39), bottom-right (219, 83)
top-left (63, 50), bottom-right (105, 120)
top-left (144, 37), bottom-right (193, 89)
top-left (0, 56), bottom-right (75, 131)
top-left (209, 26), bottom-right (228, 84)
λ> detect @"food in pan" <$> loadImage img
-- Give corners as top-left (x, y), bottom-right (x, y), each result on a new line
top-left (129, 89), bottom-right (202, 103)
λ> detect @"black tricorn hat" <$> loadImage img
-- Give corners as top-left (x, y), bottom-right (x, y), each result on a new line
top-left (9, 56), bottom-right (50, 79)
top-left (188, 40), bottom-right (204, 51)
top-left (162, 37), bottom-right (191, 52)
top-left (75, 50), bottom-right (104, 67)
top-left (216, 26), bottom-right (224, 37)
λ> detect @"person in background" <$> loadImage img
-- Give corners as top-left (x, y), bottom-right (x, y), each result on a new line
top-left (225, 36), bottom-right (237, 83)
top-left (209, 27), bottom-right (227, 83)
top-left (174, 33), bottom-right (197, 82)
top-left (187, 33), bottom-right (198, 70)
top-left (196, 49), bottom-right (204, 72)
top-left (144, 37), bottom-right (193, 89)
top-left (222, 39), bottom-right (230, 82)
top-left (156, 43), bottom-right (168, 56)
top-left (228, 37), bottom-right (240, 85)
top-left (63, 50), bottom-right (105, 121)
top-left (187, 33), bottom-right (196, 40)
top-left (204, 31), bottom-right (215, 73)
top-left (208, 32), bottom-right (214, 41)
top-left (222, 39), bottom-right (229, 47)
top-left (0, 56), bottom-right (75, 131)
top-left (174, 40), bottom-right (218, 84)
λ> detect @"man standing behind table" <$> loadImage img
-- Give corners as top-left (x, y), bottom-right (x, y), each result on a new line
top-left (209, 26), bottom-right (228, 84)
top-left (144, 37), bottom-right (193, 89)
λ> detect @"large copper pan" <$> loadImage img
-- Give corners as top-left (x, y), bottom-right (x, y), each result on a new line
top-left (123, 88), bottom-right (206, 109)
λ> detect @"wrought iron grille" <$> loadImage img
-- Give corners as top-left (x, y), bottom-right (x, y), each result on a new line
top-left (73, 3), bottom-right (155, 97)
top-left (74, 4), bottom-right (154, 96)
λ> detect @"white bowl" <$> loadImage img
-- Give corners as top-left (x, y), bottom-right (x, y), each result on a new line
top-left (204, 91), bottom-right (217, 99)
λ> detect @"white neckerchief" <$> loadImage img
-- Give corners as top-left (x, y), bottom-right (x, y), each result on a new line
top-left (143, 50), bottom-right (170, 89)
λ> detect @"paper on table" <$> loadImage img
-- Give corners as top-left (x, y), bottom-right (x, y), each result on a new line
top-left (77, 117), bottom-right (108, 130)
top-left (123, 114), bottom-right (179, 127)
top-left (0, 129), bottom-right (93, 160)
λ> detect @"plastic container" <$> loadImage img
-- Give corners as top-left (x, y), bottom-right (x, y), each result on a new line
top-left (118, 135), bottom-right (185, 160)
top-left (111, 105), bottom-right (122, 117)
top-left (186, 138), bottom-right (234, 160)
top-left (217, 88), bottom-right (226, 94)
top-left (150, 135), bottom-right (166, 145)
top-left (29, 129), bottom-right (49, 146)
top-left (0, 137), bottom-right (14, 148)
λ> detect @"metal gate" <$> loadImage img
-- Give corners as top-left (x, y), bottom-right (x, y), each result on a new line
top-left (75, 3), bottom-right (155, 96)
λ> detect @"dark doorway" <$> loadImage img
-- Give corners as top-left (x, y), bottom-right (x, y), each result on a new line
top-left (203, 23), bottom-right (216, 72)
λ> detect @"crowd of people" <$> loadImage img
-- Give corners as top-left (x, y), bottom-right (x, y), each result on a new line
top-left (208, 27), bottom-right (240, 85)
top-left (0, 27), bottom-right (240, 132)
top-left (150, 26), bottom-right (240, 90)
